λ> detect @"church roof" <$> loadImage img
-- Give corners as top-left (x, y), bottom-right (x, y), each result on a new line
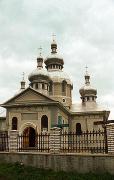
top-left (70, 102), bottom-right (110, 114)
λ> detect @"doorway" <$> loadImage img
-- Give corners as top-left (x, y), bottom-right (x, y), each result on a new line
top-left (23, 127), bottom-right (36, 147)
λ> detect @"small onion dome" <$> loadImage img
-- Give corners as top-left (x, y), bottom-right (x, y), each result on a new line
top-left (79, 85), bottom-right (97, 97)
top-left (44, 39), bottom-right (64, 69)
top-left (28, 51), bottom-right (50, 82)
top-left (79, 73), bottom-right (97, 97)
top-left (28, 67), bottom-right (50, 82)
top-left (48, 70), bottom-right (72, 85)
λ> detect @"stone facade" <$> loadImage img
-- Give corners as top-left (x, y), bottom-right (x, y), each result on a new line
top-left (71, 114), bottom-right (105, 132)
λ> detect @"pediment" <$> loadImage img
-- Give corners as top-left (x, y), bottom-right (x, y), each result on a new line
top-left (15, 90), bottom-right (50, 103)
top-left (2, 87), bottom-right (55, 105)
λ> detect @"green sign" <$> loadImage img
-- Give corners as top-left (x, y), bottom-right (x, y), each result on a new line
top-left (58, 116), bottom-right (62, 125)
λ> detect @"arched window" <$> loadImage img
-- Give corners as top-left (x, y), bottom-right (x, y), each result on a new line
top-left (41, 115), bottom-right (48, 131)
top-left (62, 80), bottom-right (67, 95)
top-left (49, 81), bottom-right (53, 94)
top-left (76, 123), bottom-right (82, 135)
top-left (12, 117), bottom-right (18, 130)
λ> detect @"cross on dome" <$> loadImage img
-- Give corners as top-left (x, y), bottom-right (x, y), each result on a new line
top-left (85, 65), bottom-right (88, 74)
top-left (22, 72), bottom-right (25, 81)
top-left (38, 46), bottom-right (42, 56)
top-left (52, 33), bottom-right (56, 42)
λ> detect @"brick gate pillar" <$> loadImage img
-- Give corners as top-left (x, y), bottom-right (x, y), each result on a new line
top-left (106, 123), bottom-right (114, 154)
top-left (50, 127), bottom-right (61, 154)
top-left (9, 130), bottom-right (19, 152)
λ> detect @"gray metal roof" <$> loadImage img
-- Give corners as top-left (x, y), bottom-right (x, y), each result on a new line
top-left (48, 70), bottom-right (72, 85)
top-left (28, 67), bottom-right (49, 80)
top-left (70, 101), bottom-right (109, 113)
top-left (45, 53), bottom-right (63, 60)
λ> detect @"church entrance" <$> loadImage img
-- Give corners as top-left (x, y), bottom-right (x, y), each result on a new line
top-left (23, 127), bottom-right (36, 147)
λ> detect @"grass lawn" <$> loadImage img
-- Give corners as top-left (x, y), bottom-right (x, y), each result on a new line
top-left (0, 163), bottom-right (114, 180)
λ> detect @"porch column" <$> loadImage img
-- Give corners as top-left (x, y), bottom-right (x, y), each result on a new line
top-left (9, 130), bottom-right (19, 152)
top-left (50, 127), bottom-right (61, 154)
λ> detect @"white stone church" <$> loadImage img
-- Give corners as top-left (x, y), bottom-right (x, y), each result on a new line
top-left (0, 38), bottom-right (110, 140)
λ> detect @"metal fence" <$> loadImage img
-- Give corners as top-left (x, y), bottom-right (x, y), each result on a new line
top-left (0, 130), bottom-right (108, 154)
top-left (60, 129), bottom-right (107, 153)
top-left (0, 131), bottom-right (9, 152)
top-left (17, 132), bottom-right (50, 152)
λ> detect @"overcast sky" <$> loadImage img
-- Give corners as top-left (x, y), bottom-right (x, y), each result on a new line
top-left (0, 0), bottom-right (114, 119)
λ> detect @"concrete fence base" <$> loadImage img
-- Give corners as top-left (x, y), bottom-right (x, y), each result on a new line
top-left (0, 152), bottom-right (114, 174)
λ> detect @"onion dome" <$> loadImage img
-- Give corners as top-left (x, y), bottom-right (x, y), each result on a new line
top-left (44, 35), bottom-right (64, 70)
top-left (28, 67), bottom-right (49, 82)
top-left (28, 49), bottom-right (49, 82)
top-left (28, 48), bottom-right (50, 95)
top-left (79, 69), bottom-right (97, 102)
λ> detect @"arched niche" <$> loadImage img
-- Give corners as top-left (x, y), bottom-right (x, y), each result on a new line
top-left (41, 115), bottom-right (48, 132)
top-left (12, 117), bottom-right (18, 130)
top-left (76, 123), bottom-right (82, 135)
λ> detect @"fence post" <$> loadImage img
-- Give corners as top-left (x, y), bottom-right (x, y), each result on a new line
top-left (106, 123), bottom-right (114, 154)
top-left (50, 127), bottom-right (61, 154)
top-left (9, 130), bottom-right (19, 152)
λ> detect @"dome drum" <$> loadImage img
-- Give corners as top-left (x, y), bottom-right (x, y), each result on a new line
top-left (45, 58), bottom-right (64, 67)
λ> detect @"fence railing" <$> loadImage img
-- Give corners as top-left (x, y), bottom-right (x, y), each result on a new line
top-left (60, 130), bottom-right (107, 153)
top-left (0, 131), bottom-right (9, 152)
top-left (0, 130), bottom-right (108, 154)
top-left (17, 133), bottom-right (50, 152)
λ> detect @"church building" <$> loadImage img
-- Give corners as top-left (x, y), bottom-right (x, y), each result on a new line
top-left (0, 38), bottom-right (110, 138)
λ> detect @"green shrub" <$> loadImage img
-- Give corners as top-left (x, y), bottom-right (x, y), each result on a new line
top-left (0, 163), bottom-right (113, 180)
